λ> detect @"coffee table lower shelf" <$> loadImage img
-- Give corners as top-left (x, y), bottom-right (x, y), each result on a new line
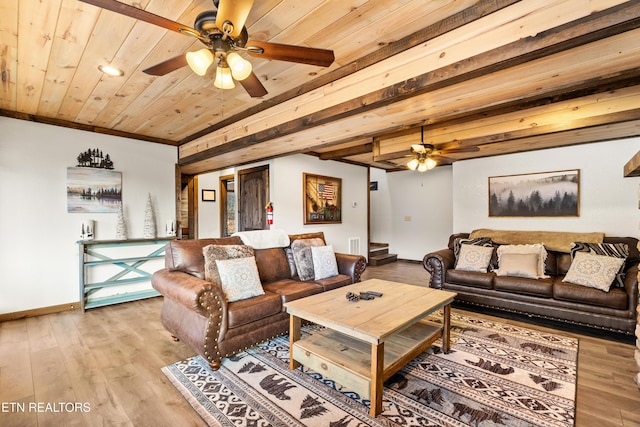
top-left (291, 320), bottom-right (442, 404)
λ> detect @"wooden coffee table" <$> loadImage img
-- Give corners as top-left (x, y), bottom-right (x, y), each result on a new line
top-left (284, 278), bottom-right (457, 417)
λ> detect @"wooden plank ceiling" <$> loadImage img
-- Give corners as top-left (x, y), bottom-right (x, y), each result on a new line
top-left (1, 0), bottom-right (639, 175)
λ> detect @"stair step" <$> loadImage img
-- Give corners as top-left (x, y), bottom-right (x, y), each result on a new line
top-left (368, 253), bottom-right (397, 266)
top-left (369, 242), bottom-right (388, 248)
top-left (369, 242), bottom-right (390, 258)
top-left (369, 247), bottom-right (389, 256)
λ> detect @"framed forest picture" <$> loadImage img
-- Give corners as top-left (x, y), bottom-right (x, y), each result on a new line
top-left (303, 173), bottom-right (342, 224)
top-left (488, 169), bottom-right (579, 217)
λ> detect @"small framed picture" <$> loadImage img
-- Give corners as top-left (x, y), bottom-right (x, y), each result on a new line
top-left (202, 189), bottom-right (216, 202)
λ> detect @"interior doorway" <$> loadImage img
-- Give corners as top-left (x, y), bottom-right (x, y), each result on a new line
top-left (219, 174), bottom-right (236, 237)
top-left (179, 174), bottom-right (197, 239)
top-left (237, 165), bottom-right (269, 231)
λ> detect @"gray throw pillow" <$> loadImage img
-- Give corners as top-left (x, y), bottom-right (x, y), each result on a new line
top-left (290, 238), bottom-right (324, 281)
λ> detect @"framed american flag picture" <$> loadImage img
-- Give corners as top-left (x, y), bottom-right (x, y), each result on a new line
top-left (303, 173), bottom-right (342, 224)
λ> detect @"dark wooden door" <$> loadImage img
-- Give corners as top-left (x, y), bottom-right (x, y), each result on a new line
top-left (238, 165), bottom-right (269, 231)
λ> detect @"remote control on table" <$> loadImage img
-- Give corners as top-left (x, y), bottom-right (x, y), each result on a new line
top-left (364, 291), bottom-right (383, 297)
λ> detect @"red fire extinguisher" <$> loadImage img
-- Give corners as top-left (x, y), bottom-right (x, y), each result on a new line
top-left (266, 202), bottom-right (273, 225)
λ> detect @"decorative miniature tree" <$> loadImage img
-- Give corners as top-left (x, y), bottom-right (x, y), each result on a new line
top-left (143, 194), bottom-right (156, 238)
top-left (115, 204), bottom-right (127, 240)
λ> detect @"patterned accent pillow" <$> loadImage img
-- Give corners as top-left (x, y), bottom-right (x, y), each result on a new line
top-left (562, 251), bottom-right (625, 292)
top-left (495, 253), bottom-right (539, 279)
top-left (311, 245), bottom-right (339, 280)
top-left (215, 256), bottom-right (265, 302)
top-left (291, 238), bottom-right (325, 281)
top-left (497, 244), bottom-right (548, 278)
top-left (570, 242), bottom-right (629, 287)
top-left (454, 244), bottom-right (494, 273)
top-left (284, 247), bottom-right (298, 278)
top-left (453, 237), bottom-right (493, 259)
top-left (453, 237), bottom-right (496, 269)
top-left (203, 244), bottom-right (254, 284)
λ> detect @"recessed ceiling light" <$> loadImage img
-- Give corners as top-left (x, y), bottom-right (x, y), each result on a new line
top-left (98, 64), bottom-right (124, 77)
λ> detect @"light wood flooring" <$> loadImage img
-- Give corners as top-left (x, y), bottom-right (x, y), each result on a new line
top-left (0, 261), bottom-right (638, 426)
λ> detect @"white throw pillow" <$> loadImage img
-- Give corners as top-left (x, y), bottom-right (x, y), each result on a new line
top-left (311, 245), bottom-right (339, 280)
top-left (455, 244), bottom-right (494, 272)
top-left (215, 256), bottom-right (265, 302)
top-left (495, 253), bottom-right (539, 279)
top-left (497, 244), bottom-right (548, 278)
top-left (562, 251), bottom-right (625, 292)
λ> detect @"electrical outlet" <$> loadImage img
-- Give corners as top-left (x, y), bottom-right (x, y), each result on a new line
top-left (404, 215), bottom-right (411, 222)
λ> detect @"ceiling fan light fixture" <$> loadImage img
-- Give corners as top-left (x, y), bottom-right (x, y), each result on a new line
top-left (214, 63), bottom-right (235, 89)
top-left (226, 52), bottom-right (252, 80)
top-left (425, 157), bottom-right (437, 170)
top-left (408, 155), bottom-right (437, 172)
top-left (186, 48), bottom-right (214, 76)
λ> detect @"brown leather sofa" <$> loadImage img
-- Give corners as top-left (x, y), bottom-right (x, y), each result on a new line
top-left (423, 232), bottom-right (639, 334)
top-left (151, 232), bottom-right (367, 370)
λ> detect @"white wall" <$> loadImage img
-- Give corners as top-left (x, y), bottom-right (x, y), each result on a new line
top-left (196, 155), bottom-right (369, 257)
top-left (0, 117), bottom-right (177, 314)
top-left (271, 155), bottom-right (368, 256)
top-left (370, 138), bottom-right (640, 261)
top-left (371, 166), bottom-right (454, 260)
top-left (453, 138), bottom-right (640, 237)
top-left (369, 168), bottom-right (393, 244)
top-left (197, 169), bottom-right (222, 237)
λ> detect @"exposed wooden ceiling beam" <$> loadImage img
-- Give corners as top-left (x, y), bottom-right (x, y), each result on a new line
top-left (179, 1), bottom-right (640, 167)
top-left (373, 77), bottom-right (640, 160)
top-left (374, 72), bottom-right (640, 143)
top-left (375, 108), bottom-right (640, 162)
top-left (318, 143), bottom-right (373, 160)
top-left (179, 0), bottom-right (519, 145)
top-left (473, 120), bottom-right (640, 159)
top-left (624, 151), bottom-right (640, 177)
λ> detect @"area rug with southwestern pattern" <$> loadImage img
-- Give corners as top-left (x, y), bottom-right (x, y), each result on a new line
top-left (162, 311), bottom-right (577, 426)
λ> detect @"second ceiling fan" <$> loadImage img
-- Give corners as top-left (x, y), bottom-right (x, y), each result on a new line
top-left (407, 126), bottom-right (479, 172)
top-left (81, 0), bottom-right (335, 97)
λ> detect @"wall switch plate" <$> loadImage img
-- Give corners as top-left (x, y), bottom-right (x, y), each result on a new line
top-left (404, 215), bottom-right (411, 221)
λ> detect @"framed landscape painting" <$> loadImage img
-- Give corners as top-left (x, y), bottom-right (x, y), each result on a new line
top-left (303, 173), bottom-right (342, 224)
top-left (488, 169), bottom-right (579, 217)
top-left (67, 167), bottom-right (122, 213)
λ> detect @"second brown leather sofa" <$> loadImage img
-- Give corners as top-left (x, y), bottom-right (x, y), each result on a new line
top-left (423, 231), bottom-right (639, 334)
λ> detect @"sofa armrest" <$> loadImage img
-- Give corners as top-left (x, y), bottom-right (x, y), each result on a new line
top-left (152, 269), bottom-right (228, 318)
top-left (623, 264), bottom-right (639, 313)
top-left (423, 249), bottom-right (455, 289)
top-left (335, 253), bottom-right (367, 283)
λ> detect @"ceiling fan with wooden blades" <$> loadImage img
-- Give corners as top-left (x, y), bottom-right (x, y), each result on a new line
top-left (80, 0), bottom-right (335, 98)
top-left (407, 127), bottom-right (479, 172)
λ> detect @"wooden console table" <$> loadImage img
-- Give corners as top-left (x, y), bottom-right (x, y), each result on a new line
top-left (78, 238), bottom-right (172, 310)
